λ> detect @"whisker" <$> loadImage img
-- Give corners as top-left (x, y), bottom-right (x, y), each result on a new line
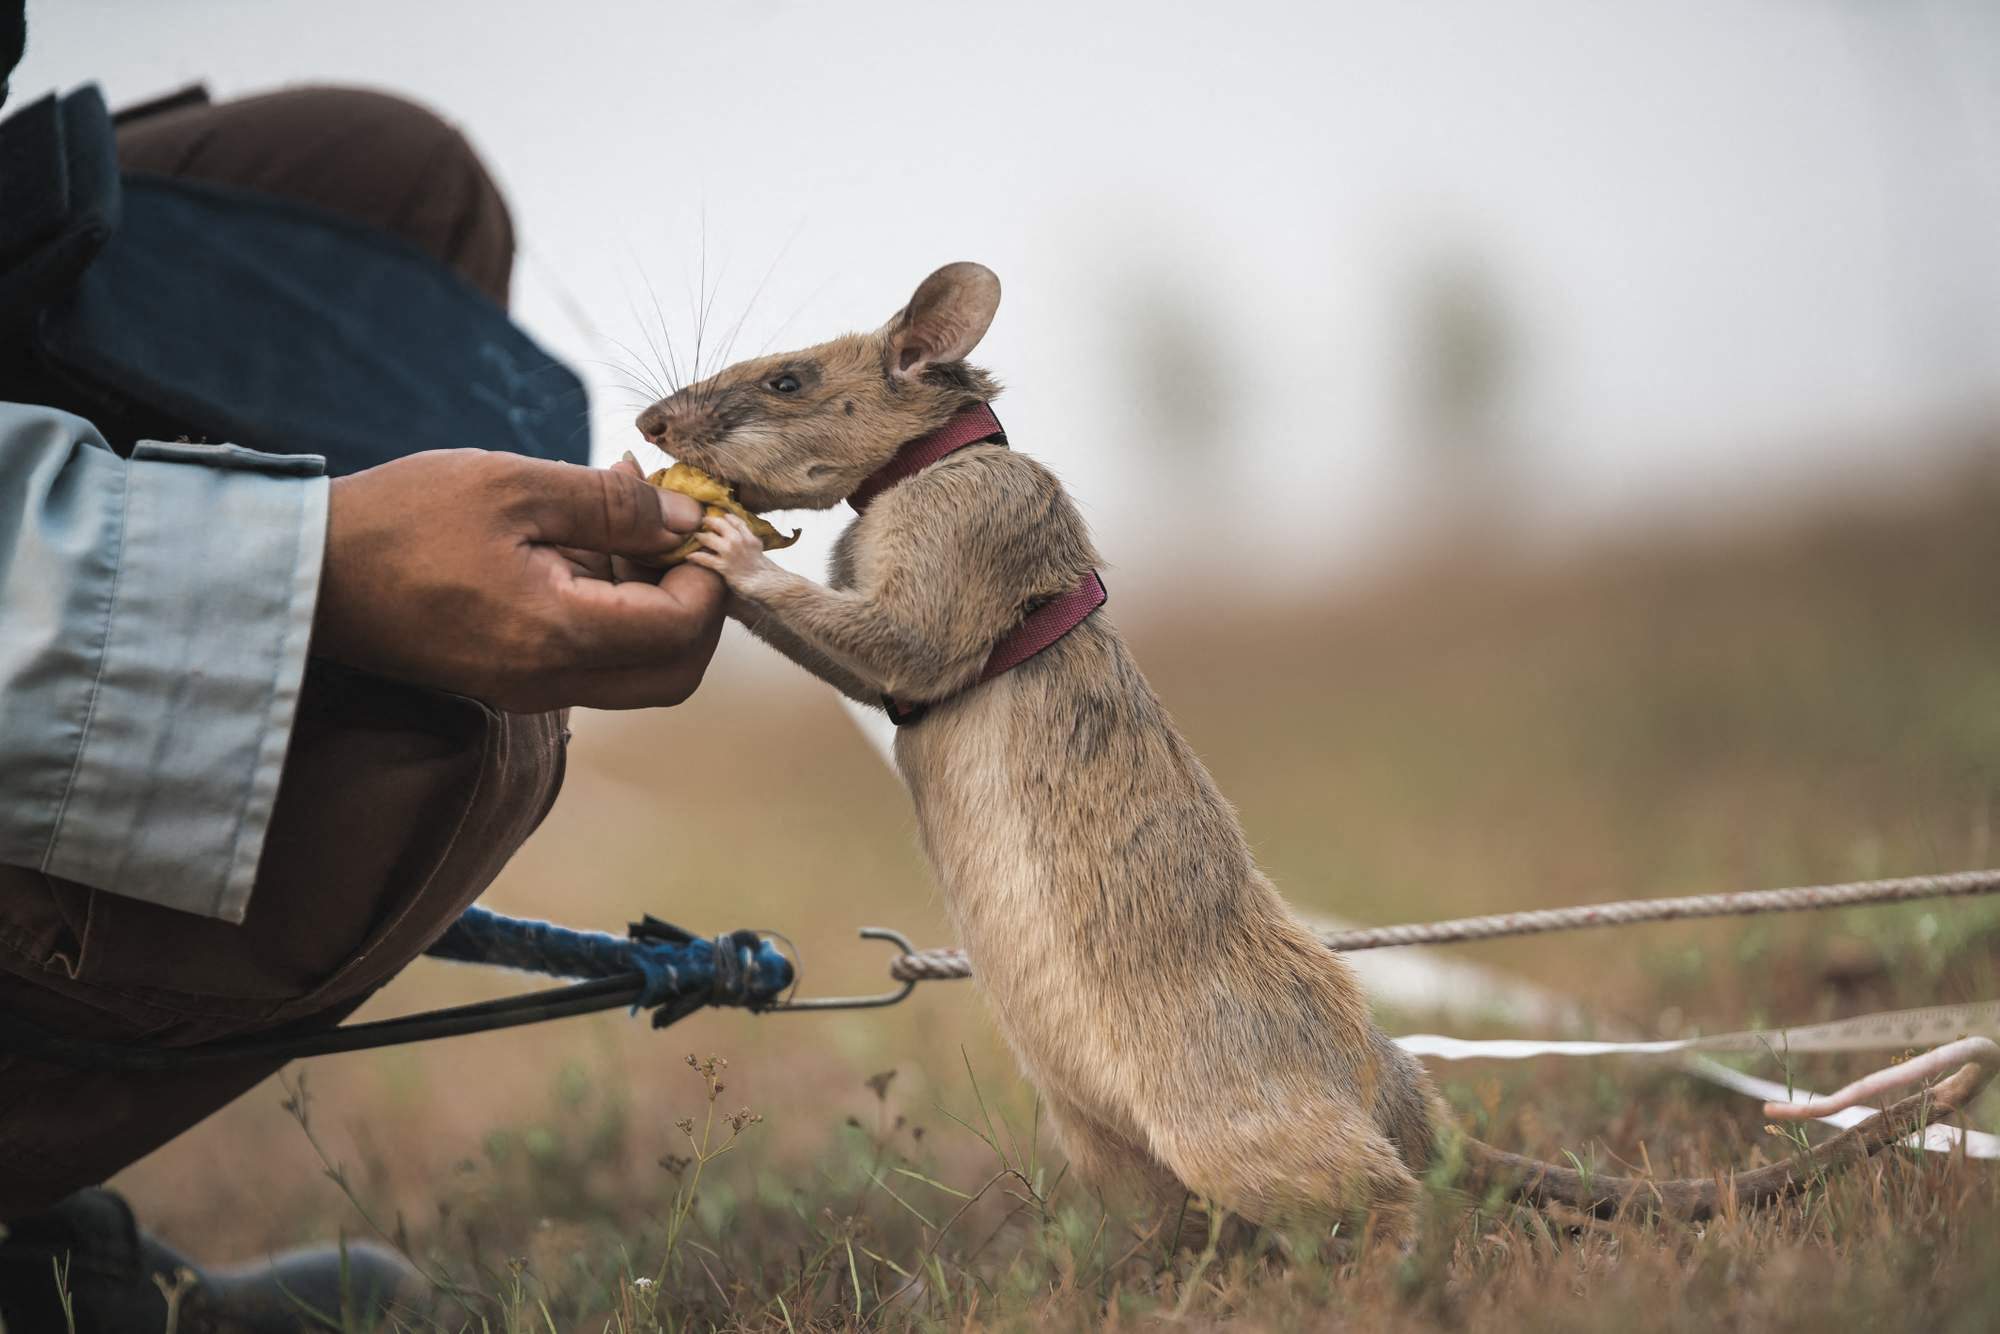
top-left (756, 275), bottom-right (837, 359)
top-left (713, 217), bottom-right (805, 374)
top-left (689, 212), bottom-right (713, 393)
top-left (625, 249), bottom-right (684, 397)
top-left (588, 348), bottom-right (661, 399)
top-left (699, 264), bottom-right (730, 378)
top-left (586, 347), bottom-right (654, 384)
top-left (618, 298), bottom-right (674, 400)
top-left (597, 373), bottom-right (674, 407)
top-left (515, 244), bottom-right (602, 350)
top-left (595, 340), bottom-right (671, 401)
top-left (518, 241), bottom-right (668, 405)
top-left (692, 214), bottom-right (732, 416)
top-left (506, 357), bottom-right (588, 381)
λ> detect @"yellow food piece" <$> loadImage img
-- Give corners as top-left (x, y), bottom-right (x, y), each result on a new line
top-left (646, 462), bottom-right (802, 565)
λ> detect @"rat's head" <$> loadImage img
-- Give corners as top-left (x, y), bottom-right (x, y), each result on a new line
top-left (635, 261), bottom-right (1002, 511)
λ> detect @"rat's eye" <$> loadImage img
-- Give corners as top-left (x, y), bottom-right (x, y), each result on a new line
top-left (767, 373), bottom-right (802, 395)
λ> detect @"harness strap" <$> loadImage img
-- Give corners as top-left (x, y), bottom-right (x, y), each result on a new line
top-left (884, 571), bottom-right (1109, 726)
top-left (848, 403), bottom-right (1107, 727)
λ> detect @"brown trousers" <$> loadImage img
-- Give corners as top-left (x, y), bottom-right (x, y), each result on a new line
top-left (0, 89), bottom-right (564, 1218)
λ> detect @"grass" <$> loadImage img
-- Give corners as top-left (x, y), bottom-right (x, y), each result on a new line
top-left (106, 449), bottom-right (2000, 1330)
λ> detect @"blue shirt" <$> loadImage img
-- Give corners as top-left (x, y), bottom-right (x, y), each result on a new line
top-left (0, 401), bottom-right (327, 922)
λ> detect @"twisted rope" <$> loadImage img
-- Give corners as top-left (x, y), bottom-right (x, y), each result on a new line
top-left (886, 868), bottom-right (2000, 983)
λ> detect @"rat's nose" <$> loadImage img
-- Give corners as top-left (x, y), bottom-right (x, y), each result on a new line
top-left (635, 401), bottom-right (670, 444)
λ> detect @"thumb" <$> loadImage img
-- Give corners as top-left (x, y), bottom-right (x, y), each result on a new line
top-left (518, 457), bottom-right (705, 558)
top-left (608, 452), bottom-right (667, 585)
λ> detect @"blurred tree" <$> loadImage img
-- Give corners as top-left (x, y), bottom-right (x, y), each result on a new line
top-left (1405, 253), bottom-right (1523, 549)
top-left (1840, 0), bottom-right (2000, 418)
top-left (1118, 276), bottom-right (1236, 467)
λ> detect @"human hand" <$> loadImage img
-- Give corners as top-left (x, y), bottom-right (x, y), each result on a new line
top-left (312, 449), bottom-right (726, 711)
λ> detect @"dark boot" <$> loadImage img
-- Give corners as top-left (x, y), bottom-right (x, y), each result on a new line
top-left (0, 1188), bottom-right (431, 1332)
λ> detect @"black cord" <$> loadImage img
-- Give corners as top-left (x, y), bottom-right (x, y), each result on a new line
top-left (0, 973), bottom-right (659, 1070)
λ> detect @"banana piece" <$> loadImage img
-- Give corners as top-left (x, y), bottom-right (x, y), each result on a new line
top-left (646, 462), bottom-right (802, 565)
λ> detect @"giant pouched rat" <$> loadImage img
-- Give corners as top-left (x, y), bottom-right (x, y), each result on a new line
top-left (634, 262), bottom-right (1989, 1242)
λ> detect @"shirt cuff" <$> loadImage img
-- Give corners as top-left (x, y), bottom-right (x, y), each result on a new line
top-left (44, 440), bottom-right (329, 922)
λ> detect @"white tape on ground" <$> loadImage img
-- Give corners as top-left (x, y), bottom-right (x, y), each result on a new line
top-left (1396, 1003), bottom-right (2000, 1158)
top-left (1397, 1000), bottom-right (2000, 1061)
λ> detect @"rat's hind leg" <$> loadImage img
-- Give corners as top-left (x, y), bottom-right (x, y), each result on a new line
top-left (1043, 1094), bottom-right (1183, 1211)
top-left (1044, 1095), bottom-right (1264, 1254)
top-left (1151, 1110), bottom-right (1422, 1252)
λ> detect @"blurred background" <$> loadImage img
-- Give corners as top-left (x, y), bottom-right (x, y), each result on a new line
top-left (23, 0), bottom-right (2000, 590)
top-left (13, 0), bottom-right (2000, 1283)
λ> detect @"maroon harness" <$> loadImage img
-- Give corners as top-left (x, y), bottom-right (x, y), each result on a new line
top-left (848, 402), bottom-right (1107, 726)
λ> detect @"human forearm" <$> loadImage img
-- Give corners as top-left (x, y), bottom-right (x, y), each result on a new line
top-left (0, 404), bottom-right (327, 921)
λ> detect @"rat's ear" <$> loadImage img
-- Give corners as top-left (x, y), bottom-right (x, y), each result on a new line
top-left (882, 262), bottom-right (1001, 381)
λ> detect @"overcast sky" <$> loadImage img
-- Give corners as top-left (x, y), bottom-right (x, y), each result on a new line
top-left (18, 0), bottom-right (2000, 589)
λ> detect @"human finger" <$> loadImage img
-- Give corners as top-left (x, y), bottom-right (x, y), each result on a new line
top-left (551, 560), bottom-right (726, 664)
top-left (510, 456), bottom-right (703, 557)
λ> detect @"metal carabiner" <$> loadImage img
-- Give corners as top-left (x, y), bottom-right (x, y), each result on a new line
top-left (762, 927), bottom-right (920, 1012)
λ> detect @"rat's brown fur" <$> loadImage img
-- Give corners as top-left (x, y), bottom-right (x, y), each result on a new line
top-left (636, 262), bottom-right (1986, 1242)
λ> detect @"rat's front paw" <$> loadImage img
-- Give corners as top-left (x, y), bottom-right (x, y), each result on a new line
top-left (687, 512), bottom-right (783, 594)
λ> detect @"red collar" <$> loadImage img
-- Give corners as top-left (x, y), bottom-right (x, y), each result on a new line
top-left (847, 401), bottom-right (1007, 512)
top-left (851, 403), bottom-right (1108, 726)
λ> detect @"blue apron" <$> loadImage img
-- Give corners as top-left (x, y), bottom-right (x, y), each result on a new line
top-left (0, 84), bottom-right (588, 474)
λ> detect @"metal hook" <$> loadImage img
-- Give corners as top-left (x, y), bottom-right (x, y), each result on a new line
top-left (762, 927), bottom-right (919, 1012)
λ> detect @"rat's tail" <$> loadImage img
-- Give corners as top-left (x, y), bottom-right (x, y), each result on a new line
top-left (1440, 1039), bottom-right (1996, 1220)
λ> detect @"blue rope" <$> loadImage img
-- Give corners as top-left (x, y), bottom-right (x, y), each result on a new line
top-left (424, 906), bottom-right (794, 1019)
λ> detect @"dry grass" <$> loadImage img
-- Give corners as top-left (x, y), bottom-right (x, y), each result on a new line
top-left (108, 451), bottom-right (2000, 1330)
